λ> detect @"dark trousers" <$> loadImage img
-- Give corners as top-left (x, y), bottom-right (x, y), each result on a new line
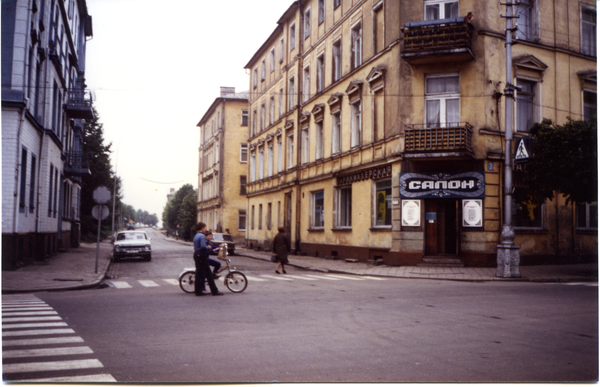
top-left (194, 252), bottom-right (219, 295)
top-left (208, 258), bottom-right (221, 274)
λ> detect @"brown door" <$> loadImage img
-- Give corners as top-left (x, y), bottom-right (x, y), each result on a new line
top-left (425, 200), bottom-right (459, 255)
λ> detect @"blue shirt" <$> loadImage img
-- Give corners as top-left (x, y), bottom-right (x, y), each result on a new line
top-left (193, 232), bottom-right (207, 253)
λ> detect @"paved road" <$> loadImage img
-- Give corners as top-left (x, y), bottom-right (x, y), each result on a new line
top-left (2, 230), bottom-right (597, 383)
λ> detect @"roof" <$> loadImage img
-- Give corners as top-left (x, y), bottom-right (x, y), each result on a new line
top-left (196, 91), bottom-right (249, 127)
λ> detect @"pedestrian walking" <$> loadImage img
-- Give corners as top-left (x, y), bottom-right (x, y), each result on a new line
top-left (272, 227), bottom-right (291, 274)
top-left (193, 222), bottom-right (223, 296)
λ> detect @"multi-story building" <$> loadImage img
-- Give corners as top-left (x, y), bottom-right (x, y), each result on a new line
top-left (246, 0), bottom-right (596, 267)
top-left (196, 87), bottom-right (249, 238)
top-left (2, 0), bottom-right (94, 270)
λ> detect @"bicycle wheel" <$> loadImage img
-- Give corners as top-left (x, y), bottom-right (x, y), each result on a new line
top-left (179, 271), bottom-right (196, 293)
top-left (224, 271), bottom-right (247, 293)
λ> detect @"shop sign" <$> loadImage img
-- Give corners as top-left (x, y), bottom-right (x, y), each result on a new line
top-left (399, 171), bottom-right (485, 199)
top-left (336, 165), bottom-right (392, 186)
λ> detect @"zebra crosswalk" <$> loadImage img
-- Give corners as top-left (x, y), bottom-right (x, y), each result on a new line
top-left (102, 273), bottom-right (387, 289)
top-left (2, 294), bottom-right (116, 382)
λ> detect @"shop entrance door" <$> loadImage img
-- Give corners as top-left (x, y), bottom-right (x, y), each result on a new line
top-left (425, 200), bottom-right (459, 255)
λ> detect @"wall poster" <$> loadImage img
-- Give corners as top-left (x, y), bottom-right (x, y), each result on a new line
top-left (463, 199), bottom-right (483, 227)
top-left (402, 200), bottom-right (421, 227)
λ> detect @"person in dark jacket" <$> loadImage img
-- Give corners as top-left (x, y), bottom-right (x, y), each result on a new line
top-left (272, 227), bottom-right (291, 274)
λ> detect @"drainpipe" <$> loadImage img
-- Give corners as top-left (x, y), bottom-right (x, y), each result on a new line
top-left (294, 0), bottom-right (303, 253)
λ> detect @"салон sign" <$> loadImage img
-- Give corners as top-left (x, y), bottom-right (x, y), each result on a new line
top-left (399, 171), bottom-right (485, 199)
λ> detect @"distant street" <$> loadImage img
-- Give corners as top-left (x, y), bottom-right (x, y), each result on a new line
top-left (2, 230), bottom-right (598, 383)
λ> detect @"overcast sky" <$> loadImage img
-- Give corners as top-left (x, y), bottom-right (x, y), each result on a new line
top-left (85, 0), bottom-right (291, 225)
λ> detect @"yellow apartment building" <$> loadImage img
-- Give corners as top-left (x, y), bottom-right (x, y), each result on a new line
top-left (196, 87), bottom-right (249, 238)
top-left (244, 0), bottom-right (596, 266)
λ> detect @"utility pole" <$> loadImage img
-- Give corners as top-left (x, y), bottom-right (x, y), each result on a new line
top-left (497, 1), bottom-right (521, 278)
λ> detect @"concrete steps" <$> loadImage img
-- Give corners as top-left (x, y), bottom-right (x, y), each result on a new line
top-left (417, 256), bottom-right (465, 267)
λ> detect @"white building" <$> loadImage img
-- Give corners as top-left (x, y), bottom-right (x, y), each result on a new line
top-left (2, 0), bottom-right (93, 269)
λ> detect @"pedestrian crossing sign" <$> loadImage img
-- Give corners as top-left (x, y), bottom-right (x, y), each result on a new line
top-left (514, 137), bottom-right (533, 164)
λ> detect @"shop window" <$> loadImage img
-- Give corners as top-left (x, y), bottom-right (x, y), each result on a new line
top-left (513, 188), bottom-right (544, 229)
top-left (311, 190), bottom-right (325, 228)
top-left (577, 202), bottom-right (598, 230)
top-left (375, 179), bottom-right (392, 226)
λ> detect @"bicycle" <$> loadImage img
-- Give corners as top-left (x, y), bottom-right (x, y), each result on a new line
top-left (179, 243), bottom-right (248, 293)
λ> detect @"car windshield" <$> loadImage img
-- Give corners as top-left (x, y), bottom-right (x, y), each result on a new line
top-left (117, 233), bottom-right (146, 241)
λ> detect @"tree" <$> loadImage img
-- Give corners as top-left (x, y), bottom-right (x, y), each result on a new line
top-left (81, 106), bottom-right (122, 242)
top-left (177, 190), bottom-right (198, 241)
top-left (524, 118), bottom-right (597, 204)
top-left (162, 184), bottom-right (196, 240)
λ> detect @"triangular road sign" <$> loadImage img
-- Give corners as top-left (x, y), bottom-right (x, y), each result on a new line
top-left (514, 137), bottom-right (533, 163)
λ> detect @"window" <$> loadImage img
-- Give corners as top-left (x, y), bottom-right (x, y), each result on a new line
top-left (303, 66), bottom-right (310, 103)
top-left (240, 176), bottom-right (247, 195)
top-left (375, 180), bottom-right (392, 226)
top-left (267, 203), bottom-right (272, 230)
top-left (425, 0), bottom-right (458, 20)
top-left (250, 152), bottom-right (256, 182)
top-left (577, 202), bottom-right (598, 230)
top-left (277, 136), bottom-right (283, 172)
top-left (279, 37), bottom-right (284, 62)
top-left (332, 40), bottom-right (342, 82)
top-left (516, 79), bottom-right (536, 132)
top-left (253, 68), bottom-right (258, 88)
top-left (336, 186), bottom-right (352, 228)
top-left (238, 210), bottom-right (247, 230)
top-left (279, 88), bottom-right (284, 117)
top-left (315, 121), bottom-right (324, 160)
top-left (289, 77), bottom-right (295, 110)
top-left (304, 8), bottom-right (311, 39)
top-left (513, 188), bottom-right (543, 229)
top-left (515, 0), bottom-right (537, 41)
top-left (270, 96), bottom-right (275, 125)
top-left (259, 147), bottom-right (264, 180)
top-left (48, 165), bottom-right (54, 217)
top-left (583, 90), bottom-right (597, 124)
top-left (301, 126), bottom-right (310, 164)
top-left (318, 0), bottom-right (325, 25)
top-left (316, 54), bottom-right (325, 93)
top-left (287, 133), bottom-right (294, 169)
top-left (373, 3), bottom-right (385, 54)
top-left (332, 111), bottom-right (341, 154)
top-left (259, 204), bottom-right (263, 229)
top-left (241, 110), bottom-right (248, 126)
top-left (351, 101), bottom-right (361, 148)
top-left (252, 109), bottom-right (257, 135)
top-left (19, 148), bottom-right (27, 211)
top-left (261, 57), bottom-right (266, 80)
top-left (334, 0), bottom-right (341, 10)
top-left (270, 48), bottom-right (275, 72)
top-left (268, 143), bottom-right (274, 177)
top-left (582, 6), bottom-right (597, 56)
top-left (260, 103), bottom-right (266, 132)
top-left (290, 23), bottom-right (296, 50)
top-left (29, 154), bottom-right (36, 213)
top-left (351, 23), bottom-right (362, 71)
top-left (311, 191), bottom-right (325, 228)
top-left (425, 74), bottom-right (460, 128)
top-left (251, 205), bottom-right (255, 229)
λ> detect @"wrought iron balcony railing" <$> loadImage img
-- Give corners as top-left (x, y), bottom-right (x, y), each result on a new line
top-left (404, 122), bottom-right (473, 157)
top-left (64, 88), bottom-right (94, 120)
top-left (64, 151), bottom-right (91, 177)
top-left (401, 17), bottom-right (474, 65)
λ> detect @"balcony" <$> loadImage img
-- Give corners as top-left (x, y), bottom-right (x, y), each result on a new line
top-left (64, 88), bottom-right (94, 120)
top-left (64, 151), bottom-right (91, 177)
top-left (403, 123), bottom-right (473, 159)
top-left (401, 17), bottom-right (474, 65)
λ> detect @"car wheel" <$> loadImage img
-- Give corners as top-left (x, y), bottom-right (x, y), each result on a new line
top-left (146, 254), bottom-right (152, 262)
top-left (113, 255), bottom-right (120, 262)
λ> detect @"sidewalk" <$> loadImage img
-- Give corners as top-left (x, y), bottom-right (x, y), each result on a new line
top-left (2, 236), bottom-right (597, 294)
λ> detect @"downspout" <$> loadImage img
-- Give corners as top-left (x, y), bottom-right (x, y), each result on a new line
top-left (294, 0), bottom-right (303, 253)
top-left (220, 100), bottom-right (225, 233)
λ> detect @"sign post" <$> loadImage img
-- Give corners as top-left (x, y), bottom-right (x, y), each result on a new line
top-left (92, 186), bottom-right (111, 273)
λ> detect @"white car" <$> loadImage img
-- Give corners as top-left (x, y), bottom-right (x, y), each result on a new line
top-left (113, 230), bottom-right (152, 262)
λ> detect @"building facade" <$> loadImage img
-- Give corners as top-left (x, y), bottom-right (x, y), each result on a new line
top-left (196, 87), bottom-right (249, 238)
top-left (2, 0), bottom-right (93, 270)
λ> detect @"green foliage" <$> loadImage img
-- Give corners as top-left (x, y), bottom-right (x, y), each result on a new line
top-left (524, 118), bottom-right (597, 204)
top-left (162, 184), bottom-right (196, 240)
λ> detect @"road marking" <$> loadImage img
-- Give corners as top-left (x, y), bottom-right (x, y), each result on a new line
top-left (2, 302), bottom-right (48, 306)
top-left (324, 274), bottom-right (365, 281)
top-left (3, 328), bottom-right (75, 337)
top-left (363, 276), bottom-right (387, 281)
top-left (21, 374), bottom-right (117, 382)
top-left (3, 322), bottom-right (68, 330)
top-left (2, 337), bottom-right (85, 346)
top-left (3, 316), bottom-right (62, 323)
top-left (284, 275), bottom-right (318, 281)
top-left (163, 279), bottom-right (179, 285)
top-left (3, 346), bottom-right (94, 358)
top-left (260, 274), bottom-right (293, 281)
top-left (110, 281), bottom-right (132, 288)
top-left (2, 307), bottom-right (53, 311)
top-left (3, 359), bottom-right (104, 374)
top-left (242, 275), bottom-right (267, 282)
top-left (304, 275), bottom-right (341, 280)
top-left (2, 311), bottom-right (58, 317)
top-left (138, 280), bottom-right (159, 287)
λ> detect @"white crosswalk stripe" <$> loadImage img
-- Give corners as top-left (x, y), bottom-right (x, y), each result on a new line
top-left (163, 279), bottom-right (179, 285)
top-left (304, 274), bottom-right (341, 280)
top-left (2, 295), bottom-right (116, 382)
top-left (243, 275), bottom-right (268, 282)
top-left (260, 274), bottom-right (293, 281)
top-left (110, 281), bottom-right (132, 288)
top-left (138, 280), bottom-right (159, 287)
top-left (324, 274), bottom-right (366, 281)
